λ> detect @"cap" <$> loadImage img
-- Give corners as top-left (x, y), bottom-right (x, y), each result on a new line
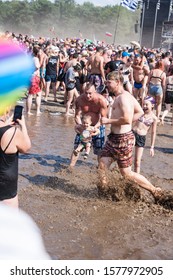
top-left (122, 51), bottom-right (130, 57)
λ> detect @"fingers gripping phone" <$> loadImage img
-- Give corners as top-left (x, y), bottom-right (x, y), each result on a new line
top-left (13, 105), bottom-right (24, 123)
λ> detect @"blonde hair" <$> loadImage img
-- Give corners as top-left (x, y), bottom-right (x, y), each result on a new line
top-left (82, 115), bottom-right (92, 123)
top-left (107, 71), bottom-right (124, 84)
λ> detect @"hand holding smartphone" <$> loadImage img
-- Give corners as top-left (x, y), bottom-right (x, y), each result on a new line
top-left (13, 105), bottom-right (24, 123)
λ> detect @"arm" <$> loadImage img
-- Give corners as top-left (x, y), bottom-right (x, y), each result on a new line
top-left (95, 98), bottom-right (108, 128)
top-left (99, 57), bottom-right (106, 81)
top-left (132, 96), bottom-right (144, 122)
top-left (150, 118), bottom-right (157, 156)
top-left (143, 66), bottom-right (150, 88)
top-left (74, 99), bottom-right (83, 125)
top-left (15, 116), bottom-right (31, 153)
top-left (90, 127), bottom-right (100, 136)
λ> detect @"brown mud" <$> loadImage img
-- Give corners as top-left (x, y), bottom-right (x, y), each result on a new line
top-left (18, 95), bottom-right (173, 260)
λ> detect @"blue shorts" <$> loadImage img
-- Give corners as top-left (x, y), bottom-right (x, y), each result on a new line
top-left (74, 125), bottom-right (105, 155)
top-left (45, 74), bottom-right (57, 83)
top-left (134, 81), bottom-right (143, 89)
top-left (149, 83), bottom-right (163, 96)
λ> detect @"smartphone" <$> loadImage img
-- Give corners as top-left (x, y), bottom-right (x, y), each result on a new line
top-left (13, 105), bottom-right (24, 123)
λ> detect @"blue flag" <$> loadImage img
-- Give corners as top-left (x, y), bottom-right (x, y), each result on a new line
top-left (121, 0), bottom-right (138, 12)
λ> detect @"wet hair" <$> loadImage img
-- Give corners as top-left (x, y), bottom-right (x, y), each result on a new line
top-left (144, 96), bottom-right (155, 105)
top-left (85, 82), bottom-right (96, 90)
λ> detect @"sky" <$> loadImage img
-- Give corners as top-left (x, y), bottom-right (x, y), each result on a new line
top-left (75, 0), bottom-right (121, 6)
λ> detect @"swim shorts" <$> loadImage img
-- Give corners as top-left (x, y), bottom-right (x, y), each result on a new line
top-left (45, 74), bottom-right (57, 83)
top-left (100, 131), bottom-right (135, 168)
top-left (28, 76), bottom-right (41, 95)
top-left (74, 125), bottom-right (105, 156)
top-left (133, 131), bottom-right (146, 147)
top-left (134, 81), bottom-right (143, 89)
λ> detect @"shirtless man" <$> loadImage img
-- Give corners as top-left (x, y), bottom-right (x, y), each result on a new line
top-left (87, 46), bottom-right (105, 93)
top-left (98, 71), bottom-right (162, 200)
top-left (132, 53), bottom-right (150, 106)
top-left (70, 83), bottom-right (107, 167)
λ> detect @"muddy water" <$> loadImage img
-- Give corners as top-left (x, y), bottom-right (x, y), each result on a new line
top-left (19, 105), bottom-right (173, 260)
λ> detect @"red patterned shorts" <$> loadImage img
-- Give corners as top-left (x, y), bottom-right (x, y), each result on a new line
top-left (28, 76), bottom-right (41, 95)
top-left (100, 131), bottom-right (135, 168)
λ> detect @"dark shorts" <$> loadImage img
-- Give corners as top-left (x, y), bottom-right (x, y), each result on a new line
top-left (165, 91), bottom-right (173, 104)
top-left (74, 125), bottom-right (105, 155)
top-left (45, 74), bottom-right (57, 83)
top-left (89, 74), bottom-right (105, 93)
top-left (100, 131), bottom-right (135, 168)
top-left (134, 81), bottom-right (143, 89)
top-left (133, 131), bottom-right (146, 147)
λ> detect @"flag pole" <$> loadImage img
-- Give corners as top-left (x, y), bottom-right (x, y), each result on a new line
top-left (113, 3), bottom-right (121, 45)
top-left (152, 0), bottom-right (160, 48)
top-left (140, 1), bottom-right (146, 46)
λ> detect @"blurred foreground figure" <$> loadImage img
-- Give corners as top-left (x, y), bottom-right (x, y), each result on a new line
top-left (0, 204), bottom-right (50, 259)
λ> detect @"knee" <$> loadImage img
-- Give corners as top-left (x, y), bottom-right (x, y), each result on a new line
top-left (120, 168), bottom-right (133, 180)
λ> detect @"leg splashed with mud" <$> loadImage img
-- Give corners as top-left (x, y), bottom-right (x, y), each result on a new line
top-left (96, 168), bottom-right (173, 210)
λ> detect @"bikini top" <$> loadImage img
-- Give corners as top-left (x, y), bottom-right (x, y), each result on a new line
top-left (151, 71), bottom-right (163, 81)
top-left (138, 115), bottom-right (154, 127)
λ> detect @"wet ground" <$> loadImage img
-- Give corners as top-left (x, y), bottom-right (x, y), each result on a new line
top-left (18, 94), bottom-right (173, 260)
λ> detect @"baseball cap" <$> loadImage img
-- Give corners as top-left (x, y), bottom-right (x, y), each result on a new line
top-left (122, 51), bottom-right (130, 57)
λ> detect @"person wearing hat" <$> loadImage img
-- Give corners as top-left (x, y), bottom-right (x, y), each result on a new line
top-left (65, 63), bottom-right (82, 115)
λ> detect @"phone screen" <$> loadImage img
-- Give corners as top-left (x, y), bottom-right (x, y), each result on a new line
top-left (13, 105), bottom-right (24, 122)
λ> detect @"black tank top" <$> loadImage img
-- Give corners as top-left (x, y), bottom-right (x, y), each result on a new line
top-left (0, 125), bottom-right (18, 200)
top-left (46, 55), bottom-right (59, 75)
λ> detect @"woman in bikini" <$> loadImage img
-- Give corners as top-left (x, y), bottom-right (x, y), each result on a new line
top-left (147, 60), bottom-right (166, 119)
top-left (133, 96), bottom-right (158, 174)
top-left (0, 108), bottom-right (31, 208)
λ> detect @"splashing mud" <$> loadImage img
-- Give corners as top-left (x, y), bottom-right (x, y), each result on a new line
top-left (19, 99), bottom-right (173, 259)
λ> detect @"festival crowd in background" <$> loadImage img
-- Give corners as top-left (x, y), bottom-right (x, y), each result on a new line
top-left (0, 29), bottom-right (173, 206)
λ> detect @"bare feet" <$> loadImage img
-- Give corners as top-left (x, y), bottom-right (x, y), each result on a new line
top-left (152, 187), bottom-right (163, 199)
top-left (36, 112), bottom-right (42, 116)
top-left (65, 113), bottom-right (74, 116)
top-left (27, 112), bottom-right (33, 115)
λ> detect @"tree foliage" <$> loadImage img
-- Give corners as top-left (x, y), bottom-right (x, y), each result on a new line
top-left (0, 0), bottom-right (140, 44)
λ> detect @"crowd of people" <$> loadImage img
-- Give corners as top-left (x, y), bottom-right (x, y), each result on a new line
top-left (0, 30), bottom-right (173, 208)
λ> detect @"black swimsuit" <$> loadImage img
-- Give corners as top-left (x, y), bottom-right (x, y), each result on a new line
top-left (0, 125), bottom-right (18, 200)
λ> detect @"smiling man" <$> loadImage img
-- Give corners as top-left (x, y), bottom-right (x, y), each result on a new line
top-left (98, 71), bottom-right (163, 200)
